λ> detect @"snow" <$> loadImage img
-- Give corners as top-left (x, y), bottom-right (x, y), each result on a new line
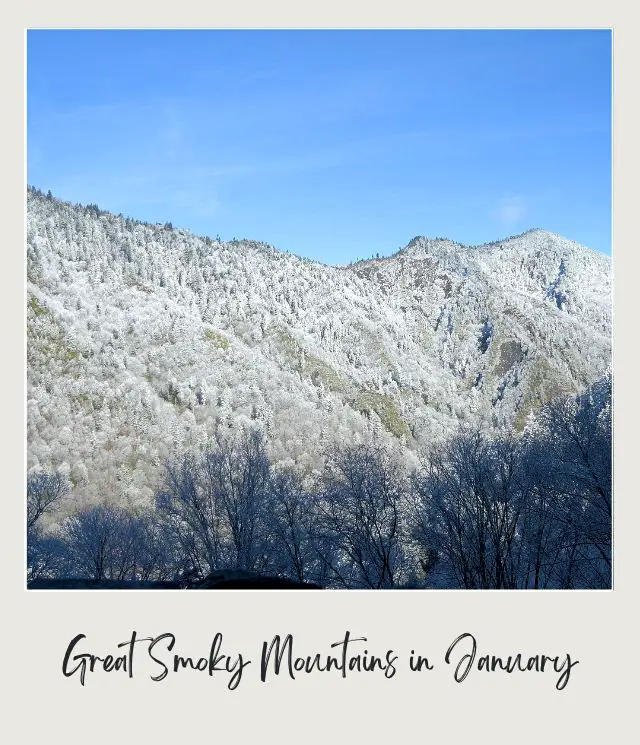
top-left (26, 187), bottom-right (612, 512)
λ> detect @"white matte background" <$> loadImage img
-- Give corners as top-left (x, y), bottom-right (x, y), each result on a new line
top-left (1, 3), bottom-right (637, 742)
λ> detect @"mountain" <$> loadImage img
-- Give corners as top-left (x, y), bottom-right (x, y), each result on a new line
top-left (26, 187), bottom-right (612, 511)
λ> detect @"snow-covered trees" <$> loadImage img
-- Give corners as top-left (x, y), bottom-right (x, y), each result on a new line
top-left (409, 378), bottom-right (612, 589)
top-left (25, 188), bottom-right (612, 589)
top-left (27, 471), bottom-right (70, 580)
top-left (26, 376), bottom-right (612, 588)
top-left (313, 444), bottom-right (408, 588)
top-left (156, 429), bottom-right (274, 576)
top-left (27, 471), bottom-right (69, 530)
top-left (27, 189), bottom-right (611, 510)
top-left (61, 505), bottom-right (172, 581)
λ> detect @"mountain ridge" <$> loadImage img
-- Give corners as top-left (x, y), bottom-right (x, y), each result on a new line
top-left (26, 187), bottom-right (611, 512)
top-left (27, 185), bottom-right (608, 268)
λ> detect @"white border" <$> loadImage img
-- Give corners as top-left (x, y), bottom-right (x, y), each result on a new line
top-left (3, 5), bottom-right (637, 742)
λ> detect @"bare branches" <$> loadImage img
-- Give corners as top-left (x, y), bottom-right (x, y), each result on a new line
top-left (156, 428), bottom-right (274, 574)
top-left (27, 377), bottom-right (612, 589)
top-left (315, 443), bottom-right (407, 588)
top-left (27, 472), bottom-right (69, 531)
top-left (410, 377), bottom-right (612, 589)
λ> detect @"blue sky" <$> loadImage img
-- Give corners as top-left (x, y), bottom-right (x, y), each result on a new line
top-left (27, 29), bottom-right (612, 262)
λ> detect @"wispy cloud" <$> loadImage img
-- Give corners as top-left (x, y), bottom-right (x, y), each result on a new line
top-left (492, 194), bottom-right (527, 227)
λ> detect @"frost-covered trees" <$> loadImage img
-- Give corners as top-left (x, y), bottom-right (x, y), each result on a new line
top-left (27, 471), bottom-right (70, 580)
top-left (156, 429), bottom-right (274, 576)
top-left (410, 432), bottom-right (535, 588)
top-left (313, 444), bottom-right (408, 588)
top-left (524, 375), bottom-right (612, 588)
top-left (26, 378), bottom-right (612, 588)
top-left (27, 189), bottom-right (611, 510)
top-left (27, 471), bottom-right (69, 530)
top-left (409, 378), bottom-right (612, 589)
top-left (25, 188), bottom-right (612, 589)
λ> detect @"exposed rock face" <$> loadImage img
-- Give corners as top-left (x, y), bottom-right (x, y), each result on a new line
top-left (26, 189), bottom-right (611, 510)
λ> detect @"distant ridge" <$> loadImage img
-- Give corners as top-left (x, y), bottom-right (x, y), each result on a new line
top-left (27, 187), bottom-right (611, 511)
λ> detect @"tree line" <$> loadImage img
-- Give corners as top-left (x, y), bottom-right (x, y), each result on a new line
top-left (27, 376), bottom-right (611, 589)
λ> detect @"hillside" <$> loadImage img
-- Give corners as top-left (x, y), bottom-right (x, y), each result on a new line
top-left (26, 187), bottom-right (612, 510)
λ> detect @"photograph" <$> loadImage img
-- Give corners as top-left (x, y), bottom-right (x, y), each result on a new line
top-left (26, 28), bottom-right (612, 590)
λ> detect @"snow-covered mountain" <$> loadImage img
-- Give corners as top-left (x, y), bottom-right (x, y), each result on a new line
top-left (26, 188), bottom-right (611, 510)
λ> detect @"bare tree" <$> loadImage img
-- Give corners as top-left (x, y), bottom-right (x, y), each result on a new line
top-left (27, 471), bottom-right (69, 530)
top-left (124, 512), bottom-right (176, 581)
top-left (203, 428), bottom-right (272, 571)
top-left (411, 431), bottom-right (534, 589)
top-left (156, 428), bottom-right (273, 575)
top-left (27, 471), bottom-right (71, 581)
top-left (410, 377), bottom-right (612, 590)
top-left (315, 443), bottom-right (407, 588)
top-left (63, 505), bottom-right (141, 581)
top-left (528, 375), bottom-right (612, 588)
top-left (267, 468), bottom-right (318, 583)
top-left (27, 533), bottom-right (70, 581)
top-left (157, 453), bottom-right (224, 577)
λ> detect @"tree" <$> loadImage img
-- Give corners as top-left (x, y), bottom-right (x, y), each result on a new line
top-left (27, 533), bottom-right (70, 581)
top-left (27, 471), bottom-right (71, 581)
top-left (62, 505), bottom-right (136, 581)
top-left (410, 378), bottom-right (612, 590)
top-left (267, 468), bottom-right (318, 583)
top-left (202, 428), bottom-right (273, 571)
top-left (314, 443), bottom-right (407, 588)
top-left (157, 428), bottom-right (274, 575)
top-left (526, 375), bottom-right (612, 588)
top-left (27, 471), bottom-right (69, 531)
top-left (410, 431), bottom-right (534, 589)
top-left (157, 451), bottom-right (225, 577)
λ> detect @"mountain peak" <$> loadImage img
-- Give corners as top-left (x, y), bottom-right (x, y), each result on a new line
top-left (27, 190), bottom-right (611, 509)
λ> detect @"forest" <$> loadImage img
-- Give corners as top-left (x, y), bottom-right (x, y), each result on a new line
top-left (27, 375), bottom-right (611, 590)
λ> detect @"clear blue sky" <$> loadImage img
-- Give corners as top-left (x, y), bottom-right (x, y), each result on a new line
top-left (27, 29), bottom-right (612, 262)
